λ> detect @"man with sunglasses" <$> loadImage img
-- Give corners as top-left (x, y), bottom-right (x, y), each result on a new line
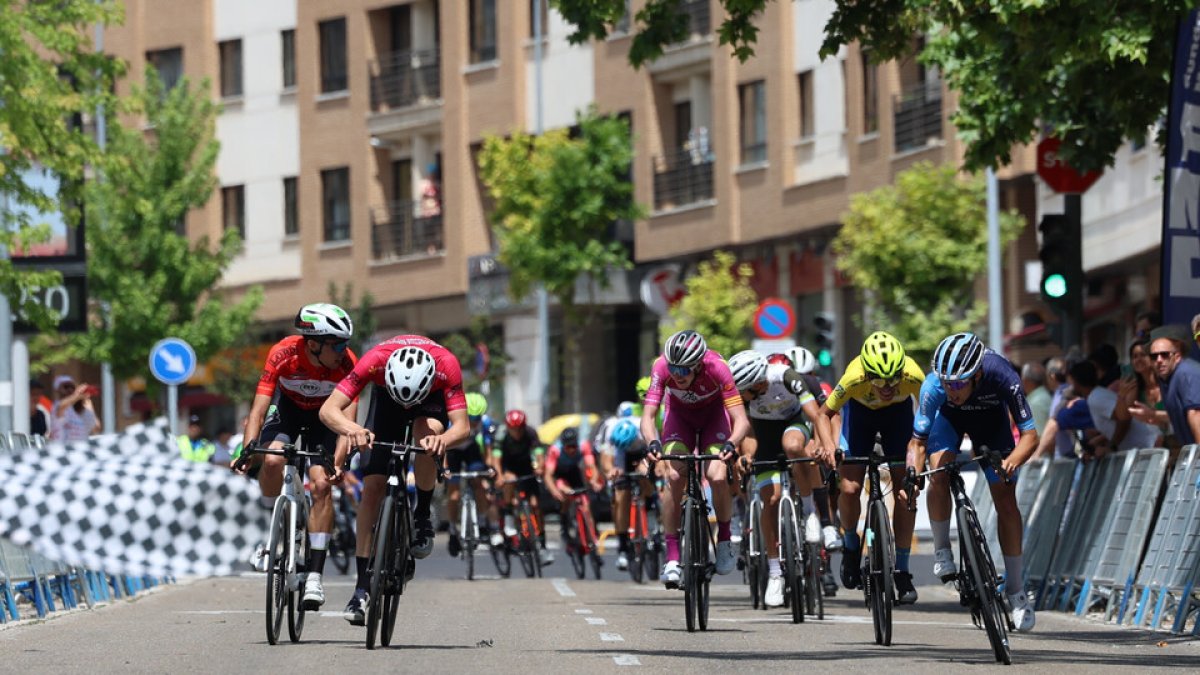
top-left (235, 303), bottom-right (358, 612)
top-left (642, 330), bottom-right (751, 588)
top-left (908, 332), bottom-right (1039, 632)
top-left (814, 331), bottom-right (925, 604)
top-left (1131, 326), bottom-right (1200, 447)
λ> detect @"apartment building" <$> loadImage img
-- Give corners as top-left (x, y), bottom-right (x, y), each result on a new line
top-left (103, 0), bottom-right (1158, 425)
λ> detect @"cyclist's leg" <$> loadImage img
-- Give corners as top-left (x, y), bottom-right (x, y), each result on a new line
top-left (878, 404), bottom-right (915, 576)
top-left (837, 465), bottom-right (866, 546)
top-left (445, 448), bottom-right (464, 530)
top-left (783, 424), bottom-right (821, 537)
top-left (925, 413), bottom-right (961, 550)
top-left (758, 476), bottom-right (782, 566)
top-left (613, 481), bottom-right (631, 551)
top-left (697, 403), bottom-right (734, 540)
top-left (838, 404), bottom-right (872, 552)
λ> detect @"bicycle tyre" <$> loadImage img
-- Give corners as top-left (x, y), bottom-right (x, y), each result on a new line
top-left (697, 508), bottom-right (711, 632)
top-left (646, 521), bottom-right (663, 584)
top-left (629, 502), bottom-right (645, 584)
top-left (366, 497), bottom-right (394, 651)
top-left (264, 501), bottom-right (287, 645)
top-left (381, 502), bottom-right (410, 648)
top-left (491, 539), bottom-right (512, 578)
top-left (960, 506), bottom-right (1011, 665)
top-left (868, 499), bottom-right (894, 646)
top-left (747, 499), bottom-right (762, 609)
top-left (806, 543), bottom-right (824, 621)
top-left (464, 508), bottom-right (476, 581)
top-left (682, 500), bottom-right (699, 632)
top-left (781, 500), bottom-right (803, 624)
top-left (287, 504), bottom-right (308, 643)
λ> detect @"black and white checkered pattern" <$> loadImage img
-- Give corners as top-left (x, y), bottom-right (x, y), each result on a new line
top-left (0, 419), bottom-right (268, 578)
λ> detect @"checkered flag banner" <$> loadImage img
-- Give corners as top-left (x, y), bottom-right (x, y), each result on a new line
top-left (0, 419), bottom-right (268, 578)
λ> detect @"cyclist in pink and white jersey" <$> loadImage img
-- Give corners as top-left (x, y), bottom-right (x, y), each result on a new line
top-left (641, 330), bottom-right (751, 589)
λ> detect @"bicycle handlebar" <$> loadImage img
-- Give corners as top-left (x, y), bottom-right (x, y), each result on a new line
top-left (749, 456), bottom-right (820, 471)
top-left (235, 441), bottom-right (334, 474)
top-left (902, 446), bottom-right (1011, 510)
top-left (443, 468), bottom-right (496, 481)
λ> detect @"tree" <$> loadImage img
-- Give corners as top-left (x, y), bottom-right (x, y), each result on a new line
top-left (833, 162), bottom-right (1023, 358)
top-left (0, 0), bottom-right (123, 328)
top-left (477, 107), bottom-right (646, 412)
top-left (660, 250), bottom-right (757, 359)
top-left (36, 69), bottom-right (262, 383)
top-left (441, 317), bottom-right (511, 393)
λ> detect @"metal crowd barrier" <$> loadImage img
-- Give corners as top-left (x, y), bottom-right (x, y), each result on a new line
top-left (0, 431), bottom-right (169, 623)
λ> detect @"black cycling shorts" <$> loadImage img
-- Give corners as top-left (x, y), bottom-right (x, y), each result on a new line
top-left (258, 392), bottom-right (339, 460)
top-left (362, 388), bottom-right (448, 477)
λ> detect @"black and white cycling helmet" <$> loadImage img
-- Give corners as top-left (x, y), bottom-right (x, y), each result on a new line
top-left (663, 330), bottom-right (707, 368)
top-left (787, 346), bottom-right (817, 374)
top-left (295, 303), bottom-right (353, 340)
top-left (931, 332), bottom-right (985, 382)
top-left (728, 350), bottom-right (768, 390)
top-left (385, 346), bottom-right (436, 407)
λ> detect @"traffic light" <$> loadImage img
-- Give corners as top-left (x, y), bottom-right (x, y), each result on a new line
top-left (1038, 214), bottom-right (1081, 312)
top-left (813, 312), bottom-right (835, 367)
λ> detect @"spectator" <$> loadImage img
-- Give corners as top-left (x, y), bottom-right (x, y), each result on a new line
top-left (1193, 313), bottom-right (1200, 352)
top-left (212, 428), bottom-right (235, 466)
top-left (1041, 361), bottom-right (1161, 459)
top-left (178, 415), bottom-right (217, 463)
top-left (1040, 356), bottom-right (1078, 459)
top-left (1088, 343), bottom-right (1121, 389)
top-left (30, 379), bottom-right (52, 437)
top-left (50, 375), bottom-right (100, 442)
top-left (1022, 362), bottom-right (1052, 434)
top-left (1135, 310), bottom-right (1161, 340)
top-left (1133, 326), bottom-right (1200, 449)
top-left (1117, 339), bottom-right (1169, 444)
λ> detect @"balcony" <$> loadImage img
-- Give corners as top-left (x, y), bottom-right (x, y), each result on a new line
top-left (678, 0), bottom-right (710, 36)
top-left (647, 0), bottom-right (713, 76)
top-left (371, 200), bottom-right (444, 261)
top-left (653, 148), bottom-right (715, 211)
top-left (893, 82), bottom-right (943, 153)
top-left (368, 49), bottom-right (443, 139)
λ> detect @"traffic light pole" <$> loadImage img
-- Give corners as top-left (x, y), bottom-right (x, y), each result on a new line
top-left (1061, 193), bottom-right (1083, 351)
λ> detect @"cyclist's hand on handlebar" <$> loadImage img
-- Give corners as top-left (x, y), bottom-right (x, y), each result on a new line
top-left (608, 466), bottom-right (624, 481)
top-left (420, 433), bottom-right (447, 458)
top-left (647, 439), bottom-right (663, 463)
top-left (718, 441), bottom-right (737, 463)
top-left (231, 442), bottom-right (256, 474)
top-left (347, 427), bottom-right (373, 449)
top-left (903, 466), bottom-right (920, 510)
top-left (737, 454), bottom-right (752, 472)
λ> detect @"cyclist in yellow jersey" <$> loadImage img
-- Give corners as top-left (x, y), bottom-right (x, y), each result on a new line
top-left (814, 331), bottom-right (923, 604)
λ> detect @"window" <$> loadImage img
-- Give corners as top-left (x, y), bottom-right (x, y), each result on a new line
top-left (613, 0), bottom-right (632, 34)
top-left (862, 51), bottom-right (878, 135)
top-left (222, 185), bottom-right (245, 241)
top-left (283, 177), bottom-right (298, 236)
top-left (319, 18), bottom-right (348, 93)
top-left (281, 29), bottom-right (296, 89)
top-left (469, 0), bottom-right (497, 63)
top-left (322, 167), bottom-right (351, 242)
top-left (739, 80), bottom-right (767, 164)
top-left (219, 40), bottom-right (243, 98)
top-left (529, 0), bottom-right (549, 38)
top-left (673, 101), bottom-right (692, 152)
top-left (798, 70), bottom-right (814, 138)
top-left (146, 47), bottom-right (183, 91)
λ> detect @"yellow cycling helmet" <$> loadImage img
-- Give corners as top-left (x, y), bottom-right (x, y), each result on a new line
top-left (860, 331), bottom-right (905, 380)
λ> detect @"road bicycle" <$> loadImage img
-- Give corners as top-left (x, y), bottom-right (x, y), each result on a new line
top-left (612, 472), bottom-right (660, 584)
top-left (661, 453), bottom-right (726, 633)
top-left (559, 486), bottom-right (603, 580)
top-left (501, 475), bottom-right (543, 579)
top-left (906, 448), bottom-right (1014, 665)
top-left (443, 467), bottom-right (495, 581)
top-left (327, 485), bottom-right (357, 575)
top-left (740, 471), bottom-right (768, 610)
top-left (750, 456), bottom-right (825, 623)
top-left (236, 436), bottom-right (333, 645)
top-left (839, 443), bottom-right (906, 646)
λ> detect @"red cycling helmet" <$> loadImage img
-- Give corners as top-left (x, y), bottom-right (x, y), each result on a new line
top-left (766, 353), bottom-right (791, 366)
top-left (505, 409), bottom-right (527, 429)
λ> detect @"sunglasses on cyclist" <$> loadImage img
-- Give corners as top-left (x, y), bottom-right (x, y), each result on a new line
top-left (944, 378), bottom-right (973, 391)
top-left (325, 340), bottom-right (350, 353)
top-left (668, 364), bottom-right (694, 377)
top-left (869, 376), bottom-right (900, 388)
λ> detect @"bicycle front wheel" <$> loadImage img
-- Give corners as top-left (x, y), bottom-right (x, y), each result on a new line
top-left (806, 542), bottom-right (824, 621)
top-left (366, 497), bottom-right (394, 650)
top-left (629, 503), bottom-right (646, 584)
top-left (867, 499), bottom-right (894, 646)
top-left (682, 501), bottom-right (700, 632)
top-left (780, 500), bottom-right (803, 624)
top-left (382, 503), bottom-right (410, 648)
top-left (491, 537), bottom-right (512, 578)
top-left (287, 505), bottom-right (308, 643)
top-left (960, 506), bottom-right (1011, 664)
top-left (463, 509), bottom-right (476, 581)
top-left (264, 501), bottom-right (287, 645)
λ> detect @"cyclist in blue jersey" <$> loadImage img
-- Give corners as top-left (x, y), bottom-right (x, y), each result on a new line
top-left (908, 333), bottom-right (1039, 632)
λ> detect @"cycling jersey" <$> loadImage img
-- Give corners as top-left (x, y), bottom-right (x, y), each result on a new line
top-left (494, 425), bottom-right (543, 476)
top-left (335, 335), bottom-right (466, 413)
top-left (825, 355), bottom-right (925, 412)
top-left (615, 437), bottom-right (649, 473)
top-left (545, 441), bottom-right (596, 489)
top-left (745, 364), bottom-right (816, 421)
top-left (257, 335), bottom-right (358, 410)
top-left (644, 351), bottom-right (742, 412)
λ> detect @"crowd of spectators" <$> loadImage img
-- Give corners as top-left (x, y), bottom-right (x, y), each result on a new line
top-left (1025, 310), bottom-right (1200, 467)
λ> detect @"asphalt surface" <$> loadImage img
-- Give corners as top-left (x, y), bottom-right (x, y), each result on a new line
top-left (2, 534), bottom-right (1198, 673)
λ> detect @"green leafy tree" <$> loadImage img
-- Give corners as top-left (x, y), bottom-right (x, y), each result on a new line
top-left (1, 1), bottom-right (123, 329)
top-left (477, 107), bottom-right (646, 411)
top-left (441, 317), bottom-right (511, 392)
top-left (833, 162), bottom-right (1023, 358)
top-left (37, 69), bottom-right (262, 384)
top-left (661, 250), bottom-right (757, 359)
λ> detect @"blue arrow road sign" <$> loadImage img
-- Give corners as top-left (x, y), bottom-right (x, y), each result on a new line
top-left (149, 337), bottom-right (197, 386)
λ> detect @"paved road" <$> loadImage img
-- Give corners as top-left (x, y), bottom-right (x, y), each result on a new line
top-left (2, 542), bottom-right (1197, 673)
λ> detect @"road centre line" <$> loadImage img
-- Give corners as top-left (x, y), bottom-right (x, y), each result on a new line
top-left (585, 617), bottom-right (607, 625)
top-left (613, 654), bottom-right (642, 666)
top-left (600, 632), bottom-right (625, 642)
top-left (551, 578), bottom-right (576, 597)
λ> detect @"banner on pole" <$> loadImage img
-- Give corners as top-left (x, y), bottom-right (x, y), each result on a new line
top-left (1163, 9), bottom-right (1200, 326)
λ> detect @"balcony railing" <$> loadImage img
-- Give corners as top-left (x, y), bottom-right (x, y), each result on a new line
top-left (893, 82), bottom-right (943, 153)
top-left (653, 148), bottom-right (714, 211)
top-left (371, 200), bottom-right (444, 260)
top-left (678, 0), bottom-right (710, 37)
top-left (369, 49), bottom-right (441, 112)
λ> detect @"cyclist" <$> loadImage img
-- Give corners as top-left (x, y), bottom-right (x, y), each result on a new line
top-left (319, 335), bottom-right (471, 625)
top-left (728, 350), bottom-right (836, 607)
top-left (814, 331), bottom-right (924, 605)
top-left (235, 303), bottom-right (356, 611)
top-left (545, 427), bottom-right (605, 561)
top-left (909, 332), bottom-right (1039, 632)
top-left (643, 329), bottom-right (751, 588)
top-left (492, 409), bottom-right (553, 566)
top-left (603, 418), bottom-right (653, 571)
top-left (445, 392), bottom-right (495, 557)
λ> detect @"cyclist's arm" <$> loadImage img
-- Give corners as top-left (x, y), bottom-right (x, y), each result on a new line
top-left (726, 402), bottom-right (751, 449)
top-left (319, 389), bottom-right (372, 447)
top-left (242, 393), bottom-right (273, 451)
top-left (815, 403), bottom-right (839, 459)
top-left (1003, 427), bottom-right (1039, 475)
top-left (801, 398), bottom-right (835, 464)
top-left (1031, 417), bottom-right (1060, 460)
top-left (640, 402), bottom-right (660, 445)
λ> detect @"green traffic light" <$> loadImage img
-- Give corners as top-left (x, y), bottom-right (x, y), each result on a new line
top-left (1043, 273), bottom-right (1068, 299)
top-left (818, 349), bottom-right (832, 367)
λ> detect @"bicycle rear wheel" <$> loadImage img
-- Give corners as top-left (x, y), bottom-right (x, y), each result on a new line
top-left (697, 505), bottom-right (711, 631)
top-left (781, 500), bottom-right (803, 624)
top-left (264, 501), bottom-right (287, 645)
top-left (366, 497), bottom-right (394, 651)
top-left (806, 543), bottom-right (824, 620)
top-left (867, 499), bottom-right (894, 646)
top-left (748, 499), bottom-right (764, 610)
top-left (960, 506), bottom-right (1011, 665)
top-left (287, 506), bottom-right (308, 643)
top-left (682, 500), bottom-right (699, 632)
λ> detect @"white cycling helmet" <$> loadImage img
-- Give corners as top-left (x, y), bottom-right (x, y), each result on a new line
top-left (787, 346), bottom-right (817, 374)
top-left (295, 303), bottom-right (353, 340)
top-left (384, 346), bottom-right (436, 407)
top-left (728, 350), bottom-right (768, 390)
top-left (663, 330), bottom-right (707, 368)
top-left (931, 332), bottom-right (985, 382)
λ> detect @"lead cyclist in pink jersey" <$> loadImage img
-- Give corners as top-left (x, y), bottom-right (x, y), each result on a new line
top-left (641, 330), bottom-right (751, 589)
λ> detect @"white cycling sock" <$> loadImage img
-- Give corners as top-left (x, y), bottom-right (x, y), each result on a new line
top-left (1004, 555), bottom-right (1024, 595)
top-left (768, 557), bottom-right (782, 578)
top-left (931, 519), bottom-right (952, 551)
top-left (309, 532), bottom-right (329, 550)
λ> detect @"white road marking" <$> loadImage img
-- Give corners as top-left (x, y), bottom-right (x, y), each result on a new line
top-left (574, 609), bottom-right (593, 614)
top-left (613, 654), bottom-right (642, 666)
top-left (551, 578), bottom-right (576, 597)
top-left (599, 632), bottom-right (625, 642)
top-left (585, 617), bottom-right (607, 625)
top-left (176, 610), bottom-right (260, 615)
top-left (709, 615), bottom-right (966, 627)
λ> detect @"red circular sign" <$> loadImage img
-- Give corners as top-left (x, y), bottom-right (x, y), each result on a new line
top-left (754, 299), bottom-right (796, 340)
top-left (1037, 137), bottom-right (1101, 194)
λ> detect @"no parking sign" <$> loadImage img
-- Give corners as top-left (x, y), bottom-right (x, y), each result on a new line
top-left (753, 299), bottom-right (795, 340)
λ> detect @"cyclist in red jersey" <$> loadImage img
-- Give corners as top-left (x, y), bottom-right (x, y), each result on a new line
top-left (320, 334), bottom-right (471, 625)
top-left (236, 303), bottom-right (357, 610)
